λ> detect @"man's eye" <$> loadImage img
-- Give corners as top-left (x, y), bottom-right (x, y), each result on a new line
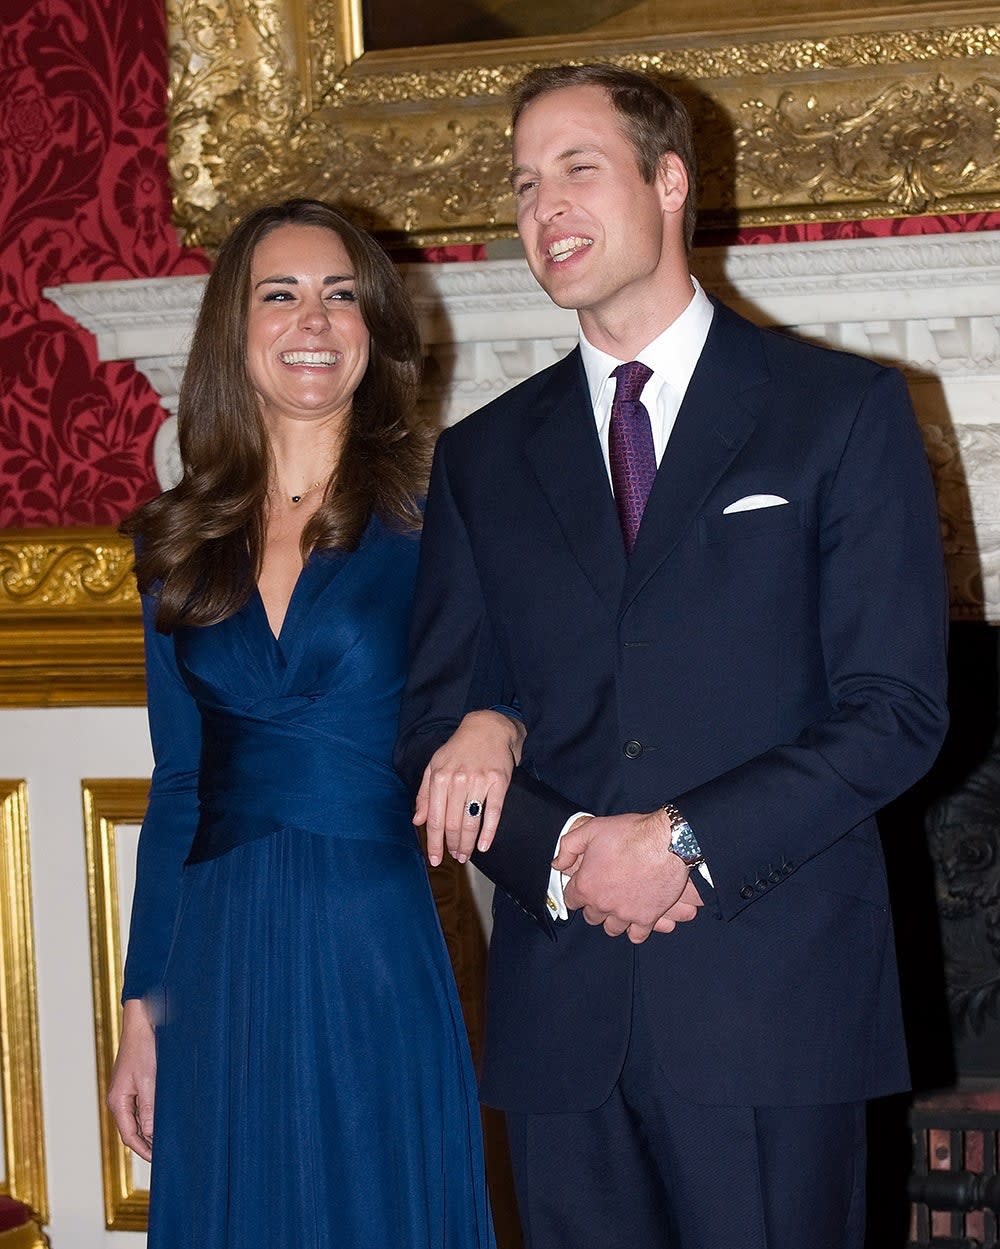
top-left (569, 164), bottom-right (595, 174)
top-left (514, 181), bottom-right (537, 197)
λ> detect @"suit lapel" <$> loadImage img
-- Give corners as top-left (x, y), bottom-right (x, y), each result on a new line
top-left (524, 349), bottom-right (627, 617)
top-left (621, 302), bottom-right (770, 612)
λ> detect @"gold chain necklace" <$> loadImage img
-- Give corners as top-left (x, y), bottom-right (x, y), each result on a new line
top-left (269, 478), bottom-right (326, 505)
top-left (288, 479), bottom-right (324, 505)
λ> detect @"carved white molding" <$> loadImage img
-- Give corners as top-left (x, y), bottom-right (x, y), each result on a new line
top-left (45, 274), bottom-right (206, 364)
top-left (45, 230), bottom-right (1000, 622)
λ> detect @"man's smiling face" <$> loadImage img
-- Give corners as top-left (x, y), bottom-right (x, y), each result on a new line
top-left (511, 83), bottom-right (678, 340)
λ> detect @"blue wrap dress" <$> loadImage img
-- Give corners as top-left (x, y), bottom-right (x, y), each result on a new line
top-left (122, 516), bottom-right (495, 1249)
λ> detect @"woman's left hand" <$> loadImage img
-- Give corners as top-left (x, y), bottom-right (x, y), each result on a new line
top-left (414, 710), bottom-right (526, 867)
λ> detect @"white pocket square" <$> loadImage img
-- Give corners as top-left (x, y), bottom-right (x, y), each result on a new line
top-left (722, 494), bottom-right (789, 514)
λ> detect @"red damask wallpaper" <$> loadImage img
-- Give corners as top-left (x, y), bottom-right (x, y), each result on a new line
top-left (719, 212), bottom-right (1000, 246)
top-left (0, 0), bottom-right (209, 529)
top-left (1, 0), bottom-right (999, 530)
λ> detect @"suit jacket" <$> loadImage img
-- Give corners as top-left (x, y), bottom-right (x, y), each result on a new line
top-left (396, 298), bottom-right (949, 1112)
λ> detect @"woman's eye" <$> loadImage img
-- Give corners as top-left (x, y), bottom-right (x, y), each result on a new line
top-left (262, 289), bottom-right (293, 302)
top-left (327, 289), bottom-right (357, 302)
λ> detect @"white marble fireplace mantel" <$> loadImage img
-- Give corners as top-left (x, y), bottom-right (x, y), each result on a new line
top-left (46, 231), bottom-right (1000, 622)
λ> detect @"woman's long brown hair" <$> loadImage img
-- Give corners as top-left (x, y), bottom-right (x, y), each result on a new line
top-left (124, 199), bottom-right (431, 632)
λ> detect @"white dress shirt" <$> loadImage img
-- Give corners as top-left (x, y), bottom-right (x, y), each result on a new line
top-left (581, 275), bottom-right (715, 479)
top-left (545, 279), bottom-right (715, 920)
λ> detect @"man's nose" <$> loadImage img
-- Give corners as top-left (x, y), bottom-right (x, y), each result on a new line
top-left (534, 182), bottom-right (568, 224)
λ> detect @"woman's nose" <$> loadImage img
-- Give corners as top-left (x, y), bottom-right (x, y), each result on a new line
top-left (298, 296), bottom-right (330, 331)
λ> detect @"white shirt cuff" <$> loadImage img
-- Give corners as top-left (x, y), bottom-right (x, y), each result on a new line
top-left (546, 811), bottom-right (592, 921)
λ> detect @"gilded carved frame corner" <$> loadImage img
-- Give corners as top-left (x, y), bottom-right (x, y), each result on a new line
top-left (167, 0), bottom-right (1000, 250)
top-left (82, 779), bottom-right (151, 1231)
top-left (0, 529), bottom-right (143, 708)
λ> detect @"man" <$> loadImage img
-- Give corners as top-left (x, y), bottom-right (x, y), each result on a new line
top-left (395, 63), bottom-right (948, 1249)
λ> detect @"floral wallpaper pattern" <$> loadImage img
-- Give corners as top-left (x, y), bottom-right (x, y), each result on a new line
top-left (721, 211), bottom-right (1000, 246)
top-left (0, 0), bottom-right (208, 529)
top-left (1, 0), bottom-right (999, 529)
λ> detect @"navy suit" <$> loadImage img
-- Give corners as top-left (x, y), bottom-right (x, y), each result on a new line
top-left (396, 298), bottom-right (949, 1242)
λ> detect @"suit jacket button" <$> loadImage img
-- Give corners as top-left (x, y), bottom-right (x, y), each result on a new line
top-left (769, 870), bottom-right (783, 884)
top-left (755, 879), bottom-right (768, 892)
top-left (623, 740), bottom-right (643, 759)
top-left (740, 885), bottom-right (754, 900)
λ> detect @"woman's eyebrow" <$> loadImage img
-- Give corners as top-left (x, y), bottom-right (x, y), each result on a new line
top-left (253, 273), bottom-right (354, 288)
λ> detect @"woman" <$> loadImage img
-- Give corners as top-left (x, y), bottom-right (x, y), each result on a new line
top-left (108, 199), bottom-right (517, 1247)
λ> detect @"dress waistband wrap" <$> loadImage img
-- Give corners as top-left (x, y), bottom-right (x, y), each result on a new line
top-left (187, 710), bottom-right (415, 864)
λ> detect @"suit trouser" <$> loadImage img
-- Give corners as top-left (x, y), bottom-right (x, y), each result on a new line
top-left (504, 977), bottom-right (867, 1249)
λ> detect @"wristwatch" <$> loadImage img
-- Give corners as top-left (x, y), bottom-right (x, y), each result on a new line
top-left (663, 803), bottom-right (705, 869)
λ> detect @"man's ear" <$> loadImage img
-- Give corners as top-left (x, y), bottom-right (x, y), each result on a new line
top-left (657, 151), bottom-right (689, 216)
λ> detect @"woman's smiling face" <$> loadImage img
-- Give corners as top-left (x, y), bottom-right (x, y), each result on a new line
top-left (246, 223), bottom-right (371, 431)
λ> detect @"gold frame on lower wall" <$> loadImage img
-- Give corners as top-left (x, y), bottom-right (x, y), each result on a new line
top-left (82, 779), bottom-right (151, 1231)
top-left (0, 528), bottom-right (143, 708)
top-left (0, 783), bottom-right (48, 1222)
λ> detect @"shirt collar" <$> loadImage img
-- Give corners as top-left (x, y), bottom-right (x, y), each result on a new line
top-left (579, 276), bottom-right (714, 411)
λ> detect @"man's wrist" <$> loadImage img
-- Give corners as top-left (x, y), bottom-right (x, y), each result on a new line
top-left (662, 802), bottom-right (705, 869)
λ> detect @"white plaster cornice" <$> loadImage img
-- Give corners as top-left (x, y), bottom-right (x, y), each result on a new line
top-left (45, 273), bottom-right (207, 362)
top-left (44, 230), bottom-right (1000, 622)
top-left (697, 232), bottom-right (1000, 320)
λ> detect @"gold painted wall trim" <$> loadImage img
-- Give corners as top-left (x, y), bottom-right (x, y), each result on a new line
top-left (0, 529), bottom-right (143, 708)
top-left (167, 0), bottom-right (1000, 248)
top-left (82, 780), bottom-right (150, 1231)
top-left (0, 1223), bottom-right (46, 1249)
top-left (0, 783), bottom-right (48, 1222)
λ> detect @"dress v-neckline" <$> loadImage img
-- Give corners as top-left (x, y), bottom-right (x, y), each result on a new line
top-left (250, 542), bottom-right (354, 658)
top-left (256, 560), bottom-right (309, 645)
top-left (249, 520), bottom-right (378, 656)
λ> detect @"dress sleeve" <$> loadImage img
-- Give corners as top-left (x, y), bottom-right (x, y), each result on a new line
top-left (121, 593), bottom-right (202, 1002)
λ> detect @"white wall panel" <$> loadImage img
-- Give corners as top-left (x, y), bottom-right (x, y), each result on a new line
top-left (0, 707), bottom-right (151, 1248)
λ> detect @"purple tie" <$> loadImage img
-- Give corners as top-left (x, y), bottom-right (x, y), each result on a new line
top-left (608, 361), bottom-right (655, 553)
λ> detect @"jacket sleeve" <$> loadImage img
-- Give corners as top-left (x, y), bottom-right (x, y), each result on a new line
top-left (396, 431), bottom-right (516, 790)
top-left (678, 366), bottom-right (949, 919)
top-left (120, 594), bottom-right (201, 1001)
top-left (395, 433), bottom-right (576, 921)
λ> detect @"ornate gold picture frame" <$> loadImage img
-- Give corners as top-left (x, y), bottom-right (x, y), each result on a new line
top-left (0, 782), bottom-right (47, 1222)
top-left (168, 0), bottom-right (1000, 249)
top-left (82, 779), bottom-right (151, 1230)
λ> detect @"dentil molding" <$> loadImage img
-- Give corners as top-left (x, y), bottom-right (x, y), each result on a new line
top-left (45, 231), bottom-right (1000, 623)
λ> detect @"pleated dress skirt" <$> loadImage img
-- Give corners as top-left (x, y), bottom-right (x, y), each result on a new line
top-left (147, 825), bottom-right (496, 1249)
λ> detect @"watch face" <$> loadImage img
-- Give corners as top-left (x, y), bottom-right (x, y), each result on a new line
top-left (672, 845), bottom-right (703, 867)
top-left (669, 815), bottom-right (703, 867)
